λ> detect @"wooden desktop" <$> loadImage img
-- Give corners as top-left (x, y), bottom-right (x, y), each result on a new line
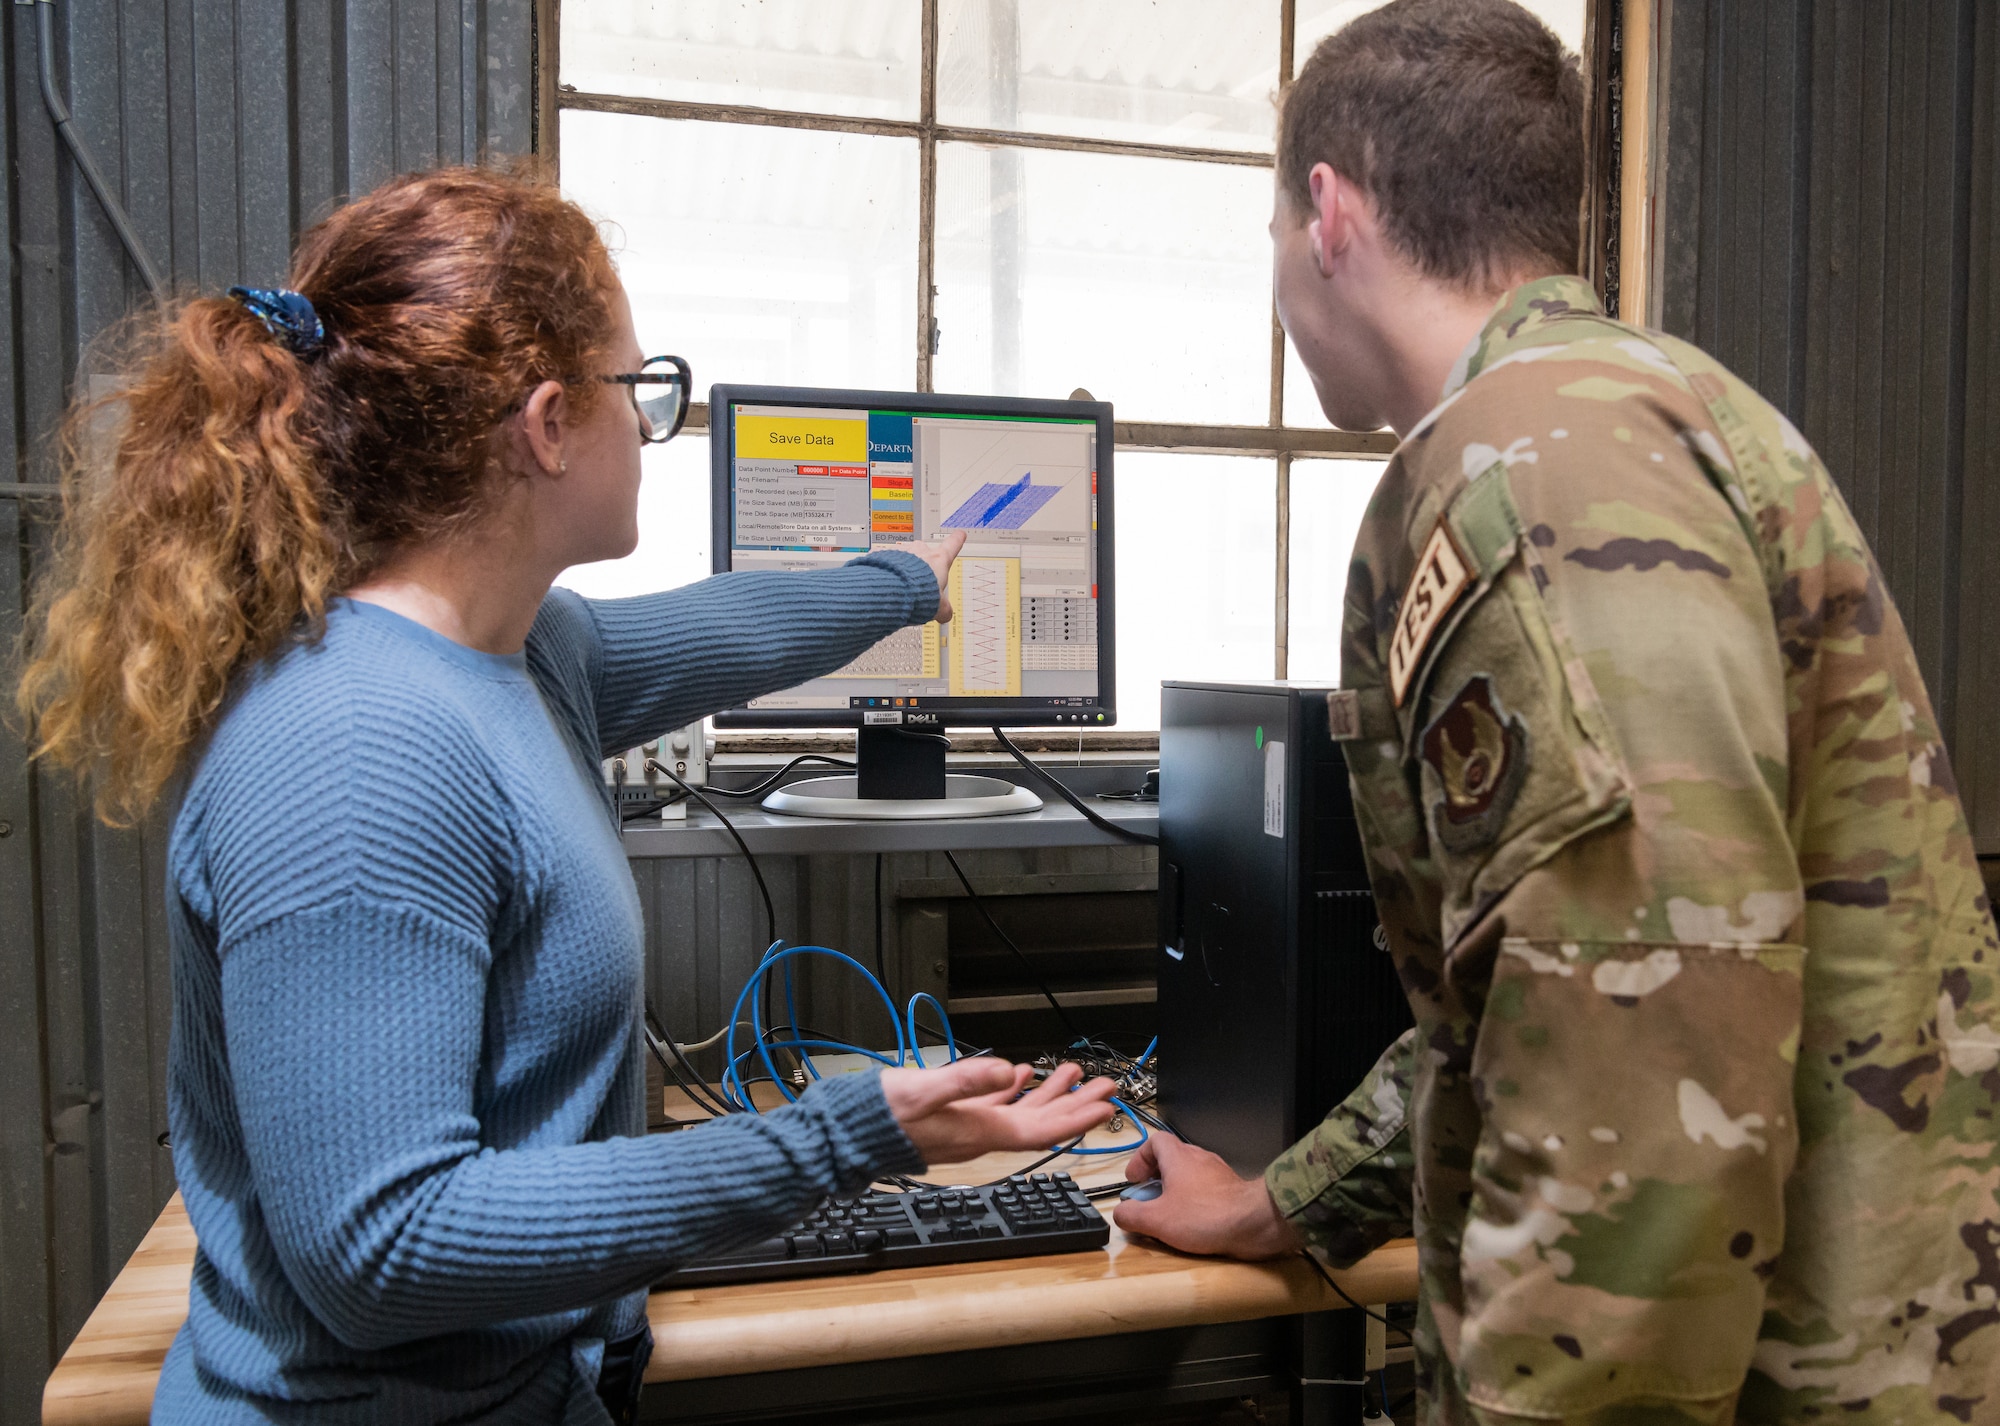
top-left (43, 1110), bottom-right (1416, 1425)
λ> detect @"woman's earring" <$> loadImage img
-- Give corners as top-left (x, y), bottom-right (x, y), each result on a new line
top-left (559, 460), bottom-right (568, 472)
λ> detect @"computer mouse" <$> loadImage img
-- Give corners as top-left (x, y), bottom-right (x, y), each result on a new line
top-left (1120, 1178), bottom-right (1164, 1202)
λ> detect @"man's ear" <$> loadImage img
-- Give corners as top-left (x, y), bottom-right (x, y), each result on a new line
top-left (1308, 162), bottom-right (1355, 279)
top-left (519, 379), bottom-right (569, 476)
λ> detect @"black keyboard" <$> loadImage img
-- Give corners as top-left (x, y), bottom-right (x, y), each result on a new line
top-left (657, 1171), bottom-right (1110, 1288)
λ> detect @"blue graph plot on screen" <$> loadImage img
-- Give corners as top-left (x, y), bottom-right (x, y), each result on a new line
top-left (941, 473), bottom-right (1061, 530)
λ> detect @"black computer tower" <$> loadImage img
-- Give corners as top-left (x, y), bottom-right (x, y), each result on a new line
top-left (1156, 681), bottom-right (1414, 1172)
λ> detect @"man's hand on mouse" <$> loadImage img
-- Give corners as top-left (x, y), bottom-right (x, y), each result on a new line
top-left (1110, 1131), bottom-right (1304, 1259)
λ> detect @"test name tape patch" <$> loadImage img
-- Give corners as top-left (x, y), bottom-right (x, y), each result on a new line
top-left (1388, 519), bottom-right (1472, 707)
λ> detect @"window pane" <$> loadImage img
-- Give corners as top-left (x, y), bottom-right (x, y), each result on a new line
top-left (561, 0), bottom-right (921, 121)
top-left (556, 436), bottom-right (714, 601)
top-left (1287, 457), bottom-right (1384, 683)
top-left (1283, 331), bottom-right (1334, 428)
top-left (938, 0), bottom-right (1282, 153)
top-left (934, 144), bottom-right (1272, 423)
top-left (1295, 0), bottom-right (1586, 59)
top-left (564, 111), bottom-right (919, 393)
top-left (1115, 453), bottom-right (1275, 730)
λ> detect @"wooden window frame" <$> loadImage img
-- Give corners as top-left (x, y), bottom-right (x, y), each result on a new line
top-left (532, 0), bottom-right (1620, 735)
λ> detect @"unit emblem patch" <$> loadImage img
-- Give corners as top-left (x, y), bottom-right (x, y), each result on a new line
top-left (1388, 519), bottom-right (1472, 706)
top-left (1420, 675), bottom-right (1529, 853)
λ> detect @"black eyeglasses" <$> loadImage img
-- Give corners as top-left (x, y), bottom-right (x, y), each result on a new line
top-left (601, 355), bottom-right (692, 445)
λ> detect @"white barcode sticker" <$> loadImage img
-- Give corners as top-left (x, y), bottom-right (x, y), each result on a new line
top-left (1263, 740), bottom-right (1286, 837)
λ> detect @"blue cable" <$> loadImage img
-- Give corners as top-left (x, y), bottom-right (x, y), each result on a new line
top-left (724, 1039), bottom-right (898, 1094)
top-left (904, 992), bottom-right (959, 1063)
top-left (717, 947), bottom-right (793, 1111)
top-left (724, 943), bottom-right (910, 1114)
top-left (729, 1038), bottom-right (900, 1063)
top-left (782, 957), bottom-right (822, 1083)
top-left (1052, 1095), bottom-right (1149, 1156)
top-left (1136, 1035), bottom-right (1157, 1068)
top-left (721, 942), bottom-right (793, 1111)
top-left (711, 940), bottom-right (1134, 1144)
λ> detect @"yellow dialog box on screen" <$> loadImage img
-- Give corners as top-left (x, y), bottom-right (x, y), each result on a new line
top-left (736, 414), bottom-right (867, 463)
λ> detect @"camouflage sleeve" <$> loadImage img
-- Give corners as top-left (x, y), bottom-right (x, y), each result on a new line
top-left (1383, 367), bottom-right (1808, 1420)
top-left (1263, 1028), bottom-right (1415, 1268)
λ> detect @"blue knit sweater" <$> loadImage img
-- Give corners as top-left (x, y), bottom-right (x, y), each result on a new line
top-left (154, 553), bottom-right (936, 1424)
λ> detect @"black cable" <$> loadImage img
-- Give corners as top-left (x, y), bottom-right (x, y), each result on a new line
top-left (1126, 1101), bottom-right (1195, 1145)
top-left (646, 760), bottom-right (782, 1039)
top-left (669, 1043), bottom-right (736, 1115)
top-left (883, 1135), bottom-right (1089, 1191)
top-left (941, 848), bottom-right (1084, 1040)
top-left (758, 1020), bottom-right (909, 1078)
top-left (1035, 1037), bottom-right (1157, 1107)
top-left (662, 1037), bottom-right (735, 1119)
top-left (889, 728), bottom-right (951, 748)
top-left (643, 1005), bottom-right (737, 1117)
top-left (621, 790), bottom-right (689, 823)
top-left (700, 753), bottom-right (857, 800)
top-left (873, 852), bottom-right (890, 993)
top-left (990, 727), bottom-right (1159, 846)
top-left (1297, 1248), bottom-right (1411, 1340)
top-left (980, 1138), bottom-right (1085, 1179)
top-left (642, 1016), bottom-right (736, 1120)
top-left (911, 1024), bottom-right (988, 1057)
top-left (648, 758), bottom-right (778, 946)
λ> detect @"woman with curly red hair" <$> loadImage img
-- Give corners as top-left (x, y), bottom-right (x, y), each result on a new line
top-left (17, 166), bottom-right (1113, 1424)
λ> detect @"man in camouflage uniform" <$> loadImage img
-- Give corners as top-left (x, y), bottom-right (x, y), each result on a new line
top-left (1113, 3), bottom-right (2000, 1422)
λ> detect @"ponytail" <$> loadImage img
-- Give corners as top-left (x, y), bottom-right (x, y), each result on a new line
top-left (14, 164), bottom-right (619, 825)
top-left (15, 297), bottom-right (341, 824)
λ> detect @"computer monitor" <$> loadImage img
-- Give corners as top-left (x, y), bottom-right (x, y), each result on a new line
top-left (709, 384), bottom-right (1116, 818)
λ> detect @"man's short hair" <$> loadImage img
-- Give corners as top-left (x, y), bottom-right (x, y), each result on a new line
top-left (1277, 0), bottom-right (1584, 289)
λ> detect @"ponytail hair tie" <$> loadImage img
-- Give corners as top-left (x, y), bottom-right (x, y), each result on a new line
top-left (227, 286), bottom-right (326, 358)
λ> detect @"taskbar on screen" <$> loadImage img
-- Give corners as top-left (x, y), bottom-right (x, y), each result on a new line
top-left (850, 696), bottom-right (1109, 726)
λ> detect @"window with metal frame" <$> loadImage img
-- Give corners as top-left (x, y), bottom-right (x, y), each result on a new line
top-left (539, 0), bottom-right (1591, 732)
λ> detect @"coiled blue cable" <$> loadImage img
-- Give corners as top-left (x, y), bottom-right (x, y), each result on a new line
top-left (724, 943), bottom-right (909, 1113)
top-left (712, 940), bottom-right (1144, 1174)
top-left (903, 992), bottom-right (959, 1063)
top-left (782, 956), bottom-right (820, 1083)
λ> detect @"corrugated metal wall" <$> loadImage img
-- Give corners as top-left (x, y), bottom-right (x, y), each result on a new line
top-left (0, 4), bottom-right (534, 1420)
top-left (1657, 0), bottom-right (2000, 848)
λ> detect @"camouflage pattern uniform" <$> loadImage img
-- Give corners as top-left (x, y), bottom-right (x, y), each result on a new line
top-left (1263, 276), bottom-right (2000, 1424)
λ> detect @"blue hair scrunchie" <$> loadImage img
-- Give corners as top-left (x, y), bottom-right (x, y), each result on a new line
top-left (227, 286), bottom-right (326, 358)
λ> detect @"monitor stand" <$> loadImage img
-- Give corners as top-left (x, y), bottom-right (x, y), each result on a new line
top-left (761, 726), bottom-right (1043, 820)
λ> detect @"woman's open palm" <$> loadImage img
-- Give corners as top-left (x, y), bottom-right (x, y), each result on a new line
top-left (879, 1060), bottom-right (1117, 1166)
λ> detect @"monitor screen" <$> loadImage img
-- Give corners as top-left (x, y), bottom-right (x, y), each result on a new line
top-left (709, 385), bottom-right (1116, 729)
